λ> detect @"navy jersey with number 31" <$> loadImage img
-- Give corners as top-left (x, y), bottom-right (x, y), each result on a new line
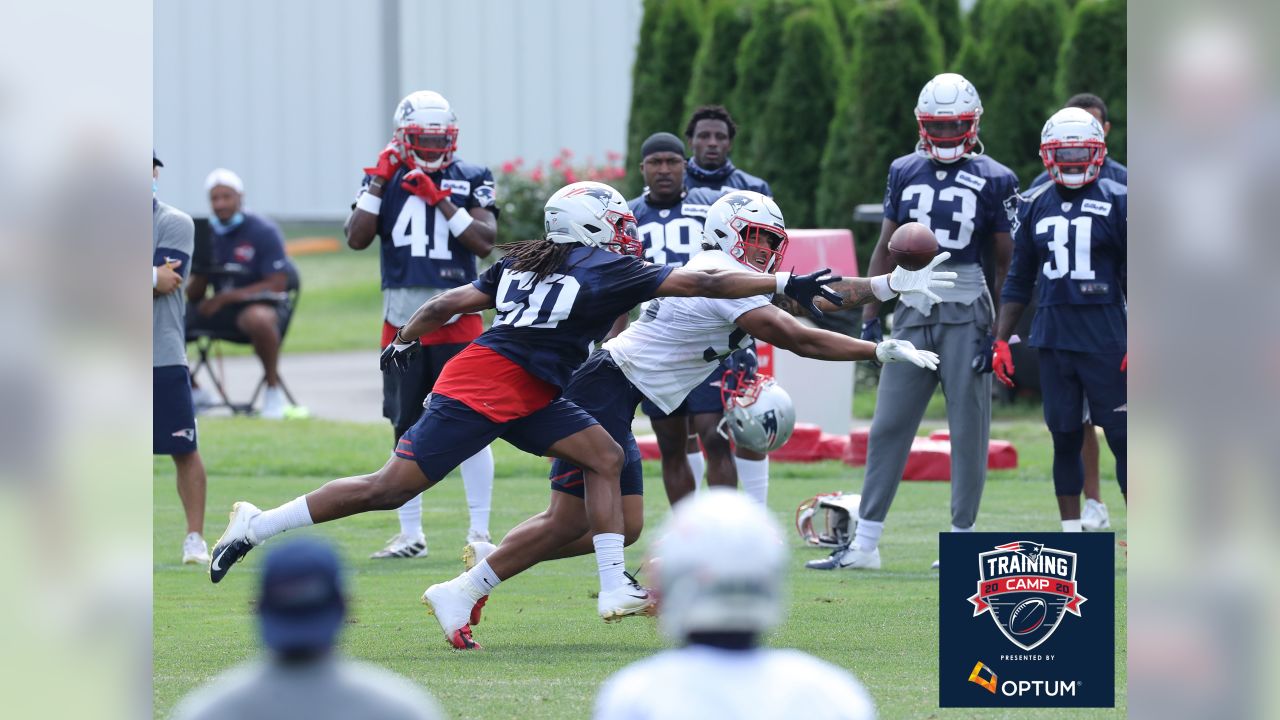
top-left (471, 247), bottom-right (673, 389)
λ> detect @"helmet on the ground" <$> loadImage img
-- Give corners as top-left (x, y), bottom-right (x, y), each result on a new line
top-left (915, 73), bottom-right (983, 163)
top-left (1039, 107), bottom-right (1107, 189)
top-left (795, 492), bottom-right (861, 548)
top-left (394, 90), bottom-right (459, 171)
top-left (652, 488), bottom-right (788, 640)
top-left (719, 376), bottom-right (795, 453)
top-left (702, 191), bottom-right (788, 273)
top-left (544, 181), bottom-right (641, 256)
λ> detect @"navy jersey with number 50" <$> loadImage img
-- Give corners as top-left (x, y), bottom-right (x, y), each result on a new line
top-left (629, 187), bottom-right (723, 267)
top-left (471, 247), bottom-right (674, 389)
top-left (1000, 178), bottom-right (1127, 352)
top-left (883, 153), bottom-right (1020, 266)
top-left (359, 158), bottom-right (498, 289)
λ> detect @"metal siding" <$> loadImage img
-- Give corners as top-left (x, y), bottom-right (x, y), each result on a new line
top-left (155, 0), bottom-right (641, 220)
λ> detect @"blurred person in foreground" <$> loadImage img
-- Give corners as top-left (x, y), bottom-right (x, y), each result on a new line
top-left (184, 168), bottom-right (293, 419)
top-left (594, 489), bottom-right (875, 720)
top-left (172, 539), bottom-right (444, 720)
top-left (153, 151), bottom-right (209, 565)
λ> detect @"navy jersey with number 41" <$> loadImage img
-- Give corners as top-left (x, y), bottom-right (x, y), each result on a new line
top-left (471, 246), bottom-right (674, 389)
top-left (629, 187), bottom-right (723, 267)
top-left (883, 153), bottom-right (1020, 266)
top-left (1000, 178), bottom-right (1127, 353)
top-left (359, 158), bottom-right (498, 289)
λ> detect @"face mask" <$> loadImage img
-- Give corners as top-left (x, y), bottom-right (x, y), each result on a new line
top-left (153, 179), bottom-right (159, 197)
top-left (210, 211), bottom-right (245, 235)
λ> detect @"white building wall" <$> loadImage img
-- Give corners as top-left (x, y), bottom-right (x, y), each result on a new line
top-left (154, 0), bottom-right (642, 220)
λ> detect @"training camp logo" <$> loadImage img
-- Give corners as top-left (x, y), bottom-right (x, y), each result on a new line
top-left (969, 540), bottom-right (1087, 651)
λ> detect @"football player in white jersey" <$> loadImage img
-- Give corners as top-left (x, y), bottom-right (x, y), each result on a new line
top-left (593, 489), bottom-right (877, 720)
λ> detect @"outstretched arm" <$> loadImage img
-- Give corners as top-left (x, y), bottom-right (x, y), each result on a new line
top-left (735, 304), bottom-right (939, 369)
top-left (656, 267), bottom-right (841, 316)
top-left (399, 285), bottom-right (495, 339)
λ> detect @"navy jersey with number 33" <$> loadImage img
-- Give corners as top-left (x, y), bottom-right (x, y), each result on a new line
top-left (471, 247), bottom-right (673, 389)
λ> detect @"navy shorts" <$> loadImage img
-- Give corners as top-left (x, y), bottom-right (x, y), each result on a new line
top-left (551, 350), bottom-right (647, 498)
top-left (1038, 348), bottom-right (1127, 434)
top-left (396, 393), bottom-right (598, 483)
top-left (154, 365), bottom-right (197, 455)
top-left (186, 298), bottom-right (281, 337)
top-left (640, 364), bottom-right (725, 419)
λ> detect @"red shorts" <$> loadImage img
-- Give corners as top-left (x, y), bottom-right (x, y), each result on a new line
top-left (381, 315), bottom-right (483, 349)
top-left (433, 344), bottom-right (559, 422)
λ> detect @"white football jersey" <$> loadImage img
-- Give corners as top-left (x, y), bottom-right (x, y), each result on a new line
top-left (602, 250), bottom-right (771, 414)
top-left (594, 645), bottom-right (876, 720)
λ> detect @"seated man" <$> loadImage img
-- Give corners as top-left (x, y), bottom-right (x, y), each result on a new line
top-left (186, 168), bottom-right (292, 419)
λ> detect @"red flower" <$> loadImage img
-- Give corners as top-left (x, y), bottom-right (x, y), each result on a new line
top-left (531, 167), bottom-right (544, 183)
top-left (564, 168), bottom-right (578, 184)
top-left (560, 147), bottom-right (574, 159)
top-left (514, 157), bottom-right (524, 168)
top-left (606, 150), bottom-right (622, 162)
top-left (551, 157), bottom-right (564, 170)
top-left (501, 161), bottom-right (516, 174)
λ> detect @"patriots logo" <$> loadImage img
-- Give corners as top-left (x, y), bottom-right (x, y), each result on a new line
top-left (473, 184), bottom-right (497, 207)
top-left (564, 185), bottom-right (615, 204)
top-left (760, 410), bottom-right (779, 446)
top-left (397, 98), bottom-right (415, 122)
top-left (1000, 540), bottom-right (1045, 560)
top-left (171, 428), bottom-right (195, 442)
top-left (722, 192), bottom-right (752, 213)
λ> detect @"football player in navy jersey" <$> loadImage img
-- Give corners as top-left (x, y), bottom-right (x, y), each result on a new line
top-left (345, 91), bottom-right (498, 559)
top-left (1029, 93), bottom-right (1126, 532)
top-left (811, 73), bottom-right (1020, 572)
top-left (993, 108), bottom-right (1127, 532)
top-left (682, 105), bottom-right (772, 195)
top-left (208, 181), bottom-right (844, 650)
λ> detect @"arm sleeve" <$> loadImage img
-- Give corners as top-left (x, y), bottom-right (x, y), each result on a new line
top-left (999, 200), bottom-right (1038, 306)
top-left (468, 167), bottom-right (499, 218)
top-left (471, 259), bottom-right (505, 296)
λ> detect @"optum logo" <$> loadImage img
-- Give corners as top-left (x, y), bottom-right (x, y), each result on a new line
top-left (1001, 680), bottom-right (1078, 697)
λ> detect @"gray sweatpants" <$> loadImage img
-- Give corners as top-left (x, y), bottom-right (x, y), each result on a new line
top-left (859, 295), bottom-right (993, 529)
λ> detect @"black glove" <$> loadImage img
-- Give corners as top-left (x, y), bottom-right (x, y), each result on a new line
top-left (861, 317), bottom-right (883, 368)
top-left (380, 330), bottom-right (421, 372)
top-left (972, 331), bottom-right (995, 374)
top-left (782, 268), bottom-right (843, 319)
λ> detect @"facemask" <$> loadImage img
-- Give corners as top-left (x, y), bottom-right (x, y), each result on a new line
top-left (210, 212), bottom-right (245, 234)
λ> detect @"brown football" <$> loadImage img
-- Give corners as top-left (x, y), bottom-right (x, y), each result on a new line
top-left (887, 222), bottom-right (938, 271)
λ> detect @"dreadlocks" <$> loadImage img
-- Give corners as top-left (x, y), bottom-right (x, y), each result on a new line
top-left (502, 239), bottom-right (575, 282)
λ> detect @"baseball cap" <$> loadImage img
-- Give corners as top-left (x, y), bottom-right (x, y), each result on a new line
top-left (153, 150), bottom-right (164, 168)
top-left (257, 539), bottom-right (346, 654)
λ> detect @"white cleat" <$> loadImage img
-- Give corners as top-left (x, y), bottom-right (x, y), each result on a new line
top-left (462, 540), bottom-right (497, 570)
top-left (465, 529), bottom-right (492, 544)
top-left (209, 501), bottom-right (262, 583)
top-left (260, 386), bottom-right (287, 420)
top-left (598, 573), bottom-right (656, 623)
top-left (422, 577), bottom-right (483, 650)
top-left (370, 533), bottom-right (429, 559)
top-left (183, 532), bottom-right (210, 565)
top-left (1081, 499), bottom-right (1111, 531)
top-left (931, 559), bottom-right (941, 570)
top-left (805, 545), bottom-right (881, 571)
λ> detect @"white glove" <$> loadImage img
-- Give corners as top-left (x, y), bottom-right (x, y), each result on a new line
top-left (888, 251), bottom-right (958, 303)
top-left (875, 339), bottom-right (940, 370)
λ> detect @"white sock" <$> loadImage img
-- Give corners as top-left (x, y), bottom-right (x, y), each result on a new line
top-left (854, 518), bottom-right (884, 552)
top-left (735, 456), bottom-right (769, 506)
top-left (460, 446), bottom-right (495, 535)
top-left (397, 493), bottom-right (423, 538)
top-left (249, 496), bottom-right (313, 542)
top-left (951, 524), bottom-right (974, 533)
top-left (686, 450), bottom-right (705, 491)
top-left (1062, 519), bottom-right (1083, 532)
top-left (592, 533), bottom-right (627, 593)
top-left (464, 559), bottom-right (502, 597)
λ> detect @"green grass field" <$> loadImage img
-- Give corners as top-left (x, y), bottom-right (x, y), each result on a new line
top-left (154, 417), bottom-right (1126, 719)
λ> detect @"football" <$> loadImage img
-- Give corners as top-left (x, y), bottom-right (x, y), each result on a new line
top-left (887, 222), bottom-right (938, 271)
top-left (1008, 597), bottom-right (1048, 635)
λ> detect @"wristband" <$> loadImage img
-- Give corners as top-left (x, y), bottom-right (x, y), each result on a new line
top-left (356, 191), bottom-right (382, 215)
top-left (774, 271), bottom-right (792, 295)
top-left (447, 210), bottom-right (474, 237)
top-left (153, 266), bottom-right (158, 288)
top-left (870, 274), bottom-right (895, 302)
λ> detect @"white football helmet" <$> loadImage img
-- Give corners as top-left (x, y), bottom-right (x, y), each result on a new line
top-left (795, 492), bottom-right (861, 548)
top-left (702, 191), bottom-right (788, 273)
top-left (718, 376), bottom-right (795, 453)
top-left (543, 181), bottom-right (641, 255)
top-left (651, 488), bottom-right (788, 640)
top-left (915, 73), bottom-right (983, 163)
top-left (1039, 107), bottom-right (1107, 189)
top-left (393, 90), bottom-right (458, 171)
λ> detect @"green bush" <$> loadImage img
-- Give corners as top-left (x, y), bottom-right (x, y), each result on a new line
top-left (732, 0), bottom-right (822, 167)
top-left (683, 0), bottom-right (755, 122)
top-left (919, 0), bottom-right (963, 63)
top-left (1057, 0), bottom-right (1126, 164)
top-left (493, 150), bottom-right (628, 246)
top-left (816, 0), bottom-right (943, 262)
top-left (952, 0), bottom-right (1005, 102)
top-left (749, 7), bottom-right (843, 227)
top-left (976, 0), bottom-right (1070, 185)
top-left (624, 0), bottom-right (705, 196)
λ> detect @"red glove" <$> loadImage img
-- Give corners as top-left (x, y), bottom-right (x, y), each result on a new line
top-left (1120, 353), bottom-right (1127, 372)
top-left (401, 169), bottom-right (452, 206)
top-left (992, 339), bottom-right (1016, 388)
top-left (363, 141), bottom-right (404, 182)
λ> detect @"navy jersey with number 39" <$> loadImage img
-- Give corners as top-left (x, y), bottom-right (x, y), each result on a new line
top-left (360, 158), bottom-right (498, 289)
top-left (1000, 179), bottom-right (1127, 352)
top-left (629, 188), bottom-right (723, 268)
top-left (471, 247), bottom-right (673, 388)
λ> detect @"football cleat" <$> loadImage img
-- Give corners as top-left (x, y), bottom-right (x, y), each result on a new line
top-left (423, 577), bottom-right (484, 650)
top-left (465, 529), bottom-right (492, 544)
top-left (599, 572), bottom-right (657, 623)
top-left (469, 596), bottom-right (489, 627)
top-left (462, 540), bottom-right (497, 570)
top-left (183, 532), bottom-right (210, 565)
top-left (804, 544), bottom-right (881, 571)
top-left (370, 533), bottom-right (429, 559)
top-left (931, 559), bottom-right (941, 570)
top-left (209, 501), bottom-right (262, 583)
top-left (1081, 499), bottom-right (1111, 531)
